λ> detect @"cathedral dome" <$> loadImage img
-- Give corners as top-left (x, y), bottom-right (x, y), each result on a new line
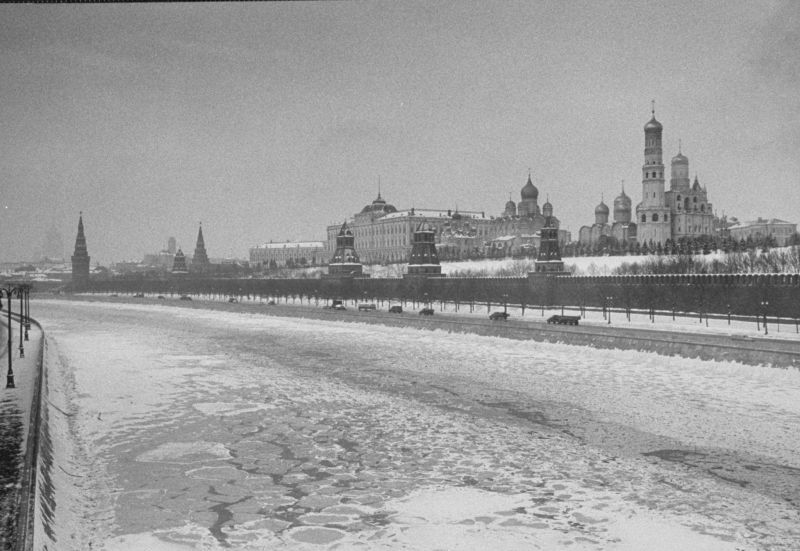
top-left (613, 189), bottom-right (631, 210)
top-left (505, 199), bottom-right (516, 210)
top-left (595, 200), bottom-right (609, 215)
top-left (521, 174), bottom-right (538, 200)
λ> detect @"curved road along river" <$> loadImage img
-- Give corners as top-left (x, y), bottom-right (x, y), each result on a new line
top-left (33, 298), bottom-right (800, 550)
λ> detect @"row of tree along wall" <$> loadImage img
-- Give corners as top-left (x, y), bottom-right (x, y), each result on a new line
top-left (86, 271), bottom-right (800, 318)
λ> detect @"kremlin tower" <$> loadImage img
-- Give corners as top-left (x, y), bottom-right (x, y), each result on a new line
top-left (327, 222), bottom-right (364, 277)
top-left (70, 212), bottom-right (91, 288)
top-left (172, 248), bottom-right (188, 274)
top-left (406, 222), bottom-right (443, 277)
top-left (192, 223), bottom-right (209, 272)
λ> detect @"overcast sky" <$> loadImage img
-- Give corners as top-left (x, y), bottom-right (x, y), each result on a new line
top-left (1, 1), bottom-right (798, 264)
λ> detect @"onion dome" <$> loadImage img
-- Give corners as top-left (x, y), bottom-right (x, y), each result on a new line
top-left (613, 188), bottom-right (631, 210)
top-left (521, 173), bottom-right (538, 200)
top-left (595, 200), bottom-right (609, 215)
top-left (671, 151), bottom-right (688, 165)
top-left (542, 196), bottom-right (553, 217)
top-left (644, 116), bottom-right (662, 132)
top-left (505, 199), bottom-right (516, 210)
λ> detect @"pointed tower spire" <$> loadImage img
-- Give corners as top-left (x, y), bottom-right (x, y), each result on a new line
top-left (651, 99), bottom-right (655, 117)
top-left (71, 212), bottom-right (91, 288)
top-left (193, 222), bottom-right (209, 269)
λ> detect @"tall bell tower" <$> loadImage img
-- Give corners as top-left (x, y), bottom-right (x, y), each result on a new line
top-left (636, 101), bottom-right (671, 246)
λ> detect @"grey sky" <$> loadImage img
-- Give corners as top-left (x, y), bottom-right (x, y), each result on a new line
top-left (1, 1), bottom-right (798, 264)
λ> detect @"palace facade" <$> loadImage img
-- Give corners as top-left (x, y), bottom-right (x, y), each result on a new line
top-left (326, 175), bottom-right (568, 264)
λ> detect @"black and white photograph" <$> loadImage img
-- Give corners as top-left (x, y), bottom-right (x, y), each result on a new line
top-left (1, 1), bottom-right (799, 549)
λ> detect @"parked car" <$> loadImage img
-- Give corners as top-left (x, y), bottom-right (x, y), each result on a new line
top-left (358, 303), bottom-right (377, 311)
top-left (266, 299), bottom-right (276, 305)
top-left (489, 311), bottom-right (510, 321)
top-left (547, 314), bottom-right (580, 325)
top-left (228, 297), bottom-right (238, 303)
top-left (419, 308), bottom-right (434, 316)
top-left (388, 305), bottom-right (403, 313)
top-left (179, 295), bottom-right (192, 301)
top-left (157, 295), bottom-right (166, 300)
top-left (133, 292), bottom-right (145, 298)
top-left (325, 300), bottom-right (346, 310)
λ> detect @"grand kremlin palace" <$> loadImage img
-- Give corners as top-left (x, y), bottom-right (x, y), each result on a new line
top-left (325, 175), bottom-right (570, 265)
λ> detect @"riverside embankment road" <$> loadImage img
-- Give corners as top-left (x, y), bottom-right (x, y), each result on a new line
top-left (32, 298), bottom-right (800, 550)
top-left (0, 318), bottom-right (43, 549)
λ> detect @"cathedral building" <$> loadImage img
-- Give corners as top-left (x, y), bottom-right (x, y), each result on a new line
top-left (578, 187), bottom-right (636, 250)
top-left (578, 106), bottom-right (715, 250)
top-left (635, 106), bottom-right (714, 246)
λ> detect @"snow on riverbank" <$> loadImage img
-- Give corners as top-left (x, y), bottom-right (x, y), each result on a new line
top-left (32, 299), bottom-right (800, 549)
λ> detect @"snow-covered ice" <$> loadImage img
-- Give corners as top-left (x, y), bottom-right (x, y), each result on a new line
top-left (31, 298), bottom-right (800, 549)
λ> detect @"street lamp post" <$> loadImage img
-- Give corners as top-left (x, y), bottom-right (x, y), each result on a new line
top-left (503, 294), bottom-right (508, 314)
top-left (1, 284), bottom-right (28, 389)
top-left (606, 296), bottom-right (613, 324)
top-left (761, 300), bottom-right (769, 335)
top-left (18, 291), bottom-right (24, 358)
top-left (4, 290), bottom-right (13, 388)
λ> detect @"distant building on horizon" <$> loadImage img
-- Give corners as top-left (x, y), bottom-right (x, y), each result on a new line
top-left (728, 218), bottom-right (797, 246)
top-left (249, 241), bottom-right (325, 268)
top-left (70, 212), bottom-right (90, 288)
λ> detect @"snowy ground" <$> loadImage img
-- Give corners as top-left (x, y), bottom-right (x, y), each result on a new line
top-left (33, 299), bottom-right (800, 550)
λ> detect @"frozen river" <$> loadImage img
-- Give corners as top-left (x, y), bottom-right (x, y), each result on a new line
top-left (33, 299), bottom-right (800, 550)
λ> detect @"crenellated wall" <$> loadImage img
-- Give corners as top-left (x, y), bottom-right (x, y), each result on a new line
top-left (87, 271), bottom-right (800, 318)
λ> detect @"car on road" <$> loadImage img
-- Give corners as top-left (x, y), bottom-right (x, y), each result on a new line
top-left (489, 311), bottom-right (510, 321)
top-left (228, 297), bottom-right (238, 303)
top-left (133, 293), bottom-right (145, 298)
top-left (157, 295), bottom-right (166, 300)
top-left (325, 300), bottom-right (346, 310)
top-left (358, 303), bottom-right (377, 311)
top-left (179, 295), bottom-right (192, 301)
top-left (266, 299), bottom-right (276, 305)
top-left (419, 308), bottom-right (434, 316)
top-left (546, 314), bottom-right (580, 325)
top-left (389, 305), bottom-right (403, 313)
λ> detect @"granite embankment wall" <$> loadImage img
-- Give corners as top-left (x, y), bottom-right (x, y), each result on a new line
top-left (252, 304), bottom-right (800, 369)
